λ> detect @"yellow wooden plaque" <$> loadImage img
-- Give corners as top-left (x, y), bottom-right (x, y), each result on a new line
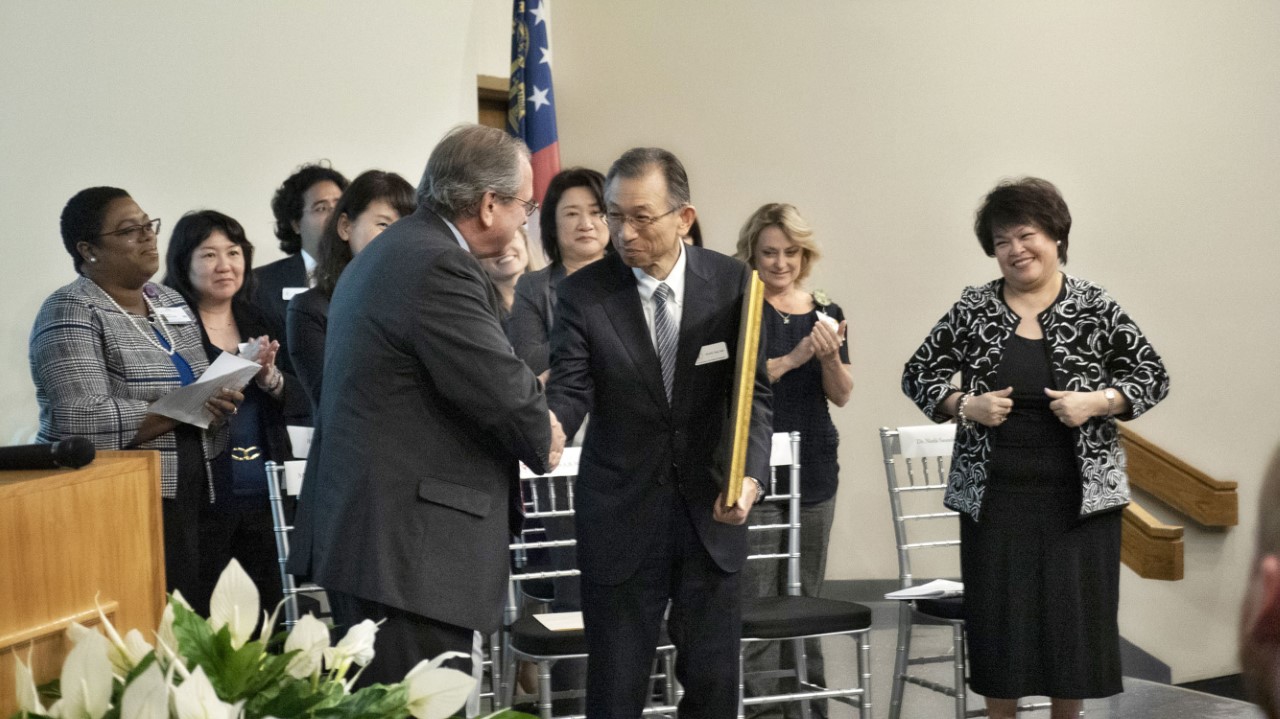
top-left (725, 270), bottom-right (766, 506)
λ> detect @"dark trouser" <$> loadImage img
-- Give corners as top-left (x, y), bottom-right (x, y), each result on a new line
top-left (198, 493), bottom-right (283, 614)
top-left (165, 427), bottom-right (209, 610)
top-left (580, 486), bottom-right (742, 719)
top-left (328, 589), bottom-right (473, 688)
top-left (741, 499), bottom-right (836, 718)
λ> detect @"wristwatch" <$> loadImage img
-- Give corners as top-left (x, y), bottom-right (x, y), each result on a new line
top-left (1103, 388), bottom-right (1117, 417)
top-left (749, 476), bottom-right (766, 505)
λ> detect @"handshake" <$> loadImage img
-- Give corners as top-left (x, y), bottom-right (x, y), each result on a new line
top-left (548, 410), bottom-right (567, 470)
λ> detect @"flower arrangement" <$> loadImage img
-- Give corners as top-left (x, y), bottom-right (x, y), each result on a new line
top-left (12, 560), bottom-right (529, 719)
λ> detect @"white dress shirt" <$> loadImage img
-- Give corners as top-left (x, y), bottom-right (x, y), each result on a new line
top-left (632, 243), bottom-right (687, 352)
top-left (442, 218), bottom-right (472, 252)
top-left (300, 249), bottom-right (318, 287)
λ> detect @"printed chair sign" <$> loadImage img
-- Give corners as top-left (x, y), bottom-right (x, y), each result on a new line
top-left (726, 271), bottom-right (766, 506)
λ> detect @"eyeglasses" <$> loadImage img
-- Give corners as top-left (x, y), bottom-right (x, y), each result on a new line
top-left (99, 218), bottom-right (162, 243)
top-left (501, 195), bottom-right (541, 217)
top-left (606, 207), bottom-right (679, 229)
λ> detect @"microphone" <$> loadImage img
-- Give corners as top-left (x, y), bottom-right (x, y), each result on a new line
top-left (0, 437), bottom-right (96, 471)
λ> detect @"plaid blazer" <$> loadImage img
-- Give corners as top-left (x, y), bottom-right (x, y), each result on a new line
top-left (29, 276), bottom-right (224, 498)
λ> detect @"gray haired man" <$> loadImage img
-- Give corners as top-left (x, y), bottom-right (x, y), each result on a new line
top-left (289, 124), bottom-right (565, 685)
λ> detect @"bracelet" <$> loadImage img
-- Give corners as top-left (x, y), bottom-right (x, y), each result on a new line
top-left (259, 367), bottom-right (283, 393)
top-left (956, 392), bottom-right (974, 430)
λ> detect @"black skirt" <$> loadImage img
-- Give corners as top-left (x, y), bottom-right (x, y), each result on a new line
top-left (959, 333), bottom-right (1123, 699)
top-left (960, 473), bottom-right (1123, 699)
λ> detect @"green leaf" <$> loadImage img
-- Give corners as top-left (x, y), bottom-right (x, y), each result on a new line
top-left (243, 676), bottom-right (338, 719)
top-left (314, 683), bottom-right (410, 719)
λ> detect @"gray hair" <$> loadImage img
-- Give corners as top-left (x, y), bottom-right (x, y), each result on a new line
top-left (605, 147), bottom-right (691, 208)
top-left (418, 124), bottom-right (530, 221)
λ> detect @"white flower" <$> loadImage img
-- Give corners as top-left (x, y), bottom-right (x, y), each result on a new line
top-left (403, 652), bottom-right (476, 719)
top-left (283, 614), bottom-right (330, 679)
top-left (208, 558), bottom-right (260, 649)
top-left (57, 630), bottom-right (114, 719)
top-left (324, 619), bottom-right (379, 672)
top-left (14, 652), bottom-right (47, 715)
top-left (119, 663), bottom-right (168, 719)
top-left (171, 666), bottom-right (240, 719)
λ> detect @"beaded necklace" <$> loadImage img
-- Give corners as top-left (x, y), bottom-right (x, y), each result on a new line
top-left (93, 281), bottom-right (177, 356)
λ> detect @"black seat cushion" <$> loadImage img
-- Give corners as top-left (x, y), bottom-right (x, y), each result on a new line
top-left (510, 615), bottom-right (589, 657)
top-left (915, 596), bottom-right (964, 620)
top-left (511, 615), bottom-right (672, 657)
top-left (741, 596), bottom-right (872, 639)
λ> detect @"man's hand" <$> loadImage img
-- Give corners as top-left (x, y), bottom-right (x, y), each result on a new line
top-left (548, 410), bottom-right (566, 469)
top-left (713, 477), bottom-right (760, 525)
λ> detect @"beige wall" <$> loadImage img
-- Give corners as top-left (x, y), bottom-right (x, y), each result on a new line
top-left (3, 0), bottom-right (1276, 684)
top-left (548, 1), bottom-right (1279, 682)
top-left (0, 0), bottom-right (511, 441)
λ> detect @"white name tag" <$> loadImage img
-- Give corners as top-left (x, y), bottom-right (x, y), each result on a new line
top-left (695, 341), bottom-right (730, 366)
top-left (282, 287), bottom-right (308, 301)
top-left (155, 306), bottom-right (194, 324)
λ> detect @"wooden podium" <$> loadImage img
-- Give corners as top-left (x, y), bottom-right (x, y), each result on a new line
top-left (0, 451), bottom-right (165, 715)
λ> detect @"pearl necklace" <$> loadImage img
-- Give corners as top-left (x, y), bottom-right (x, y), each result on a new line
top-left (94, 282), bottom-right (177, 356)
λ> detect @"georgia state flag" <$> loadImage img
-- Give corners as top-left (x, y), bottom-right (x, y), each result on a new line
top-left (508, 0), bottom-right (560, 204)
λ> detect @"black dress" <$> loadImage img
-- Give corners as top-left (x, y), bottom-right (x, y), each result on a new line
top-left (761, 301), bottom-right (847, 503)
top-left (960, 334), bottom-right (1123, 699)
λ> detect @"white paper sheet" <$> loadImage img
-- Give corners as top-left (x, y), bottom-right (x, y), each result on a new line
top-left (897, 424), bottom-right (957, 460)
top-left (283, 460), bottom-right (307, 496)
top-left (286, 425), bottom-right (314, 459)
top-left (150, 351), bottom-right (262, 428)
top-left (884, 578), bottom-right (964, 600)
top-left (533, 611), bottom-right (584, 631)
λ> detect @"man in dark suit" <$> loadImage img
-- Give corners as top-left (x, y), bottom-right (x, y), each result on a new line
top-left (547, 147), bottom-right (772, 718)
top-left (288, 125), bottom-right (565, 685)
top-left (252, 163), bottom-right (347, 425)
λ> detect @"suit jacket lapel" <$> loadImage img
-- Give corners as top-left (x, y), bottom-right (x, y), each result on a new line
top-left (602, 257), bottom-right (669, 411)
top-left (674, 247), bottom-right (716, 412)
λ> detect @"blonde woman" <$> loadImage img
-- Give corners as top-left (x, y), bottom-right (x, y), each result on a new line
top-left (735, 202), bottom-right (852, 719)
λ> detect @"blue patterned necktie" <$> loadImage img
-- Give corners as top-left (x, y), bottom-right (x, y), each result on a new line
top-left (653, 282), bottom-right (678, 401)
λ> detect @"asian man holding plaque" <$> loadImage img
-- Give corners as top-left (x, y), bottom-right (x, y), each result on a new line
top-left (547, 147), bottom-right (773, 718)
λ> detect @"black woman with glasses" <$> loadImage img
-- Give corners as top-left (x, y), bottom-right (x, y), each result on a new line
top-left (29, 187), bottom-right (244, 605)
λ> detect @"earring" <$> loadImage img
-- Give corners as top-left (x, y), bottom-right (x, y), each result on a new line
top-left (1056, 240), bottom-right (1062, 246)
top-left (89, 257), bottom-right (98, 263)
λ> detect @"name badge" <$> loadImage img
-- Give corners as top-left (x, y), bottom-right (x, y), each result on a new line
top-left (155, 306), bottom-right (194, 324)
top-left (282, 287), bottom-right (308, 301)
top-left (695, 341), bottom-right (730, 366)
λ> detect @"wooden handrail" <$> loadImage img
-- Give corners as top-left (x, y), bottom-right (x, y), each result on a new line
top-left (1120, 427), bottom-right (1237, 527)
top-left (1121, 501), bottom-right (1184, 580)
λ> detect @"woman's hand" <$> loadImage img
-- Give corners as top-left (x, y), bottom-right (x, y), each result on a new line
top-left (205, 387), bottom-right (245, 427)
top-left (811, 319), bottom-right (846, 363)
top-left (967, 387), bottom-right (1014, 427)
top-left (767, 336), bottom-right (815, 383)
top-left (246, 335), bottom-right (281, 383)
top-left (1044, 388), bottom-right (1104, 427)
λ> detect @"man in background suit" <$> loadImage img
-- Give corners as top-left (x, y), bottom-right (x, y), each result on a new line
top-left (547, 147), bottom-right (772, 718)
top-left (288, 125), bottom-right (565, 685)
top-left (252, 163), bottom-right (347, 425)
top-left (1241, 445), bottom-right (1280, 717)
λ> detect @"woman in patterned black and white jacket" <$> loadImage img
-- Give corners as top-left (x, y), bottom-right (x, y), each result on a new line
top-left (902, 177), bottom-right (1169, 719)
top-left (30, 187), bottom-right (246, 605)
